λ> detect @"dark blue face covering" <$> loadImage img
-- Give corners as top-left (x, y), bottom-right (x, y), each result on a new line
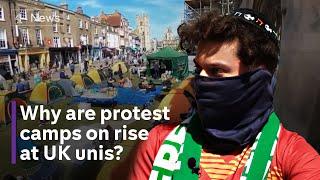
top-left (192, 69), bottom-right (274, 150)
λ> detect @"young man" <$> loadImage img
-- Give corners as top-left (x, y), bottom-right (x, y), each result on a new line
top-left (129, 9), bottom-right (320, 180)
top-left (69, 60), bottom-right (75, 75)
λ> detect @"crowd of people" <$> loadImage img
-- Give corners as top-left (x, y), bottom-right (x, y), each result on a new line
top-left (0, 49), bottom-right (179, 96)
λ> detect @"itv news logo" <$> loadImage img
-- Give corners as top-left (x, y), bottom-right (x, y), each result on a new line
top-left (14, 9), bottom-right (61, 24)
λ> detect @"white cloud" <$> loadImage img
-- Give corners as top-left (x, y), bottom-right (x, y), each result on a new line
top-left (151, 13), bottom-right (183, 39)
top-left (78, 0), bottom-right (103, 9)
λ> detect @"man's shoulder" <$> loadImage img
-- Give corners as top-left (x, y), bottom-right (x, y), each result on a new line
top-left (277, 125), bottom-right (318, 157)
top-left (142, 123), bottom-right (178, 149)
top-left (278, 125), bottom-right (300, 142)
top-left (277, 125), bottom-right (313, 154)
top-left (274, 125), bottom-right (320, 178)
top-left (278, 125), bottom-right (311, 148)
top-left (149, 123), bottom-right (178, 139)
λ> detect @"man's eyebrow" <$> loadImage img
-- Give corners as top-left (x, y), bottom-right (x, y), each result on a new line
top-left (205, 62), bottom-right (231, 70)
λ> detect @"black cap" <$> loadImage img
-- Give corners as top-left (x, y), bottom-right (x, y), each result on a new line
top-left (231, 8), bottom-right (279, 43)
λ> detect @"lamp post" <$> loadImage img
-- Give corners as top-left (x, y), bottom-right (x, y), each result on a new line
top-left (86, 35), bottom-right (89, 60)
top-left (78, 44), bottom-right (82, 73)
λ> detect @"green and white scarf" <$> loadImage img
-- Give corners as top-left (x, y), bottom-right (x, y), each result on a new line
top-left (149, 112), bottom-right (281, 180)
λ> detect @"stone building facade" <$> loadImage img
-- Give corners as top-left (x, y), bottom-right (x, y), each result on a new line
top-left (0, 0), bottom-right (138, 74)
top-left (162, 27), bottom-right (179, 49)
top-left (0, 0), bottom-right (17, 75)
top-left (135, 14), bottom-right (151, 51)
top-left (13, 0), bottom-right (49, 72)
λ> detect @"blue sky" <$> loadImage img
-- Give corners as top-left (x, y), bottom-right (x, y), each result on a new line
top-left (45, 0), bottom-right (185, 40)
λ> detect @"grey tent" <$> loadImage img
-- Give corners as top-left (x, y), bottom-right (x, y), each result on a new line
top-left (56, 79), bottom-right (79, 97)
top-left (0, 75), bottom-right (5, 82)
top-left (0, 69), bottom-right (12, 80)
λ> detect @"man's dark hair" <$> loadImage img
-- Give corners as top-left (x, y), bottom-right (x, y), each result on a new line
top-left (178, 10), bottom-right (280, 73)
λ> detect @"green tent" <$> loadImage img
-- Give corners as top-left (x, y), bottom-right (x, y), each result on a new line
top-left (146, 47), bottom-right (189, 79)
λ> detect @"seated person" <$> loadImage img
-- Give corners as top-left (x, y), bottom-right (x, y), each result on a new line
top-left (16, 79), bottom-right (24, 92)
top-left (130, 65), bottom-right (138, 74)
top-left (33, 73), bottom-right (41, 85)
top-left (137, 67), bottom-right (146, 78)
top-left (20, 72), bottom-right (28, 80)
top-left (21, 79), bottom-right (30, 91)
top-left (107, 77), bottom-right (116, 87)
top-left (107, 68), bottom-right (113, 78)
top-left (162, 77), bottom-right (172, 90)
top-left (161, 72), bottom-right (167, 81)
top-left (123, 77), bottom-right (133, 88)
top-left (133, 58), bottom-right (138, 65)
top-left (147, 80), bottom-right (156, 91)
top-left (166, 71), bottom-right (172, 79)
top-left (139, 77), bottom-right (149, 89)
top-left (139, 78), bottom-right (155, 91)
top-left (59, 70), bottom-right (68, 79)
top-left (118, 76), bottom-right (125, 87)
top-left (41, 70), bottom-right (49, 80)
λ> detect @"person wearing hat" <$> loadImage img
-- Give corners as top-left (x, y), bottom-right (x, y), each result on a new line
top-left (139, 76), bottom-right (149, 89)
top-left (129, 9), bottom-right (320, 180)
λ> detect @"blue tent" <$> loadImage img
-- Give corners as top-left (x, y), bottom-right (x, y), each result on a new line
top-left (116, 86), bottom-right (162, 106)
top-left (17, 136), bottom-right (36, 155)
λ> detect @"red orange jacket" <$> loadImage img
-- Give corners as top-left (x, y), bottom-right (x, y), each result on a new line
top-left (129, 124), bottom-right (320, 180)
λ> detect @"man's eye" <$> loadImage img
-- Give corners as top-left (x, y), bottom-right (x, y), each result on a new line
top-left (209, 68), bottom-right (223, 75)
top-left (209, 68), bottom-right (224, 77)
